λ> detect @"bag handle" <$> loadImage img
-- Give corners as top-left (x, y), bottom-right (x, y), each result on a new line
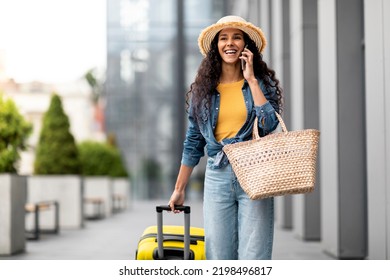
top-left (253, 112), bottom-right (288, 139)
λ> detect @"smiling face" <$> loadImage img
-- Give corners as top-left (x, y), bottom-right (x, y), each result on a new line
top-left (217, 28), bottom-right (246, 66)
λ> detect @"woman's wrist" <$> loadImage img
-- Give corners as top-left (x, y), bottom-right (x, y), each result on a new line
top-left (248, 79), bottom-right (267, 105)
top-left (247, 77), bottom-right (258, 85)
top-left (174, 185), bottom-right (186, 192)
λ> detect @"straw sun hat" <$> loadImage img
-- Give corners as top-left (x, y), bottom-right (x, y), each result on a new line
top-left (198, 15), bottom-right (267, 57)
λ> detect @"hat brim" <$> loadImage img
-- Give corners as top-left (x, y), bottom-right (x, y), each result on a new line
top-left (198, 21), bottom-right (267, 57)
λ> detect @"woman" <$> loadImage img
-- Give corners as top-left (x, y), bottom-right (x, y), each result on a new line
top-left (169, 15), bottom-right (283, 260)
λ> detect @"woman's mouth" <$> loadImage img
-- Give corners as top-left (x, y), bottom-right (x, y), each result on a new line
top-left (224, 49), bottom-right (237, 55)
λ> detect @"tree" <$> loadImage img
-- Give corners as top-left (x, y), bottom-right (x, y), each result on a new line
top-left (0, 93), bottom-right (32, 173)
top-left (34, 94), bottom-right (81, 174)
top-left (84, 68), bottom-right (103, 104)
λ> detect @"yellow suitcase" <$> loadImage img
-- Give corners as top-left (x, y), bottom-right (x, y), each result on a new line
top-left (136, 205), bottom-right (205, 260)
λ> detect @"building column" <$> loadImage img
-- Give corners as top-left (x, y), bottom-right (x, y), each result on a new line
top-left (272, 0), bottom-right (293, 229)
top-left (258, 0), bottom-right (271, 60)
top-left (364, 0), bottom-right (390, 260)
top-left (318, 0), bottom-right (367, 259)
top-left (290, 0), bottom-right (320, 240)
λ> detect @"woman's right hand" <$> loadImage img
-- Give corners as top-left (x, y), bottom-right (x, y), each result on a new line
top-left (168, 189), bottom-right (185, 213)
top-left (169, 164), bottom-right (193, 212)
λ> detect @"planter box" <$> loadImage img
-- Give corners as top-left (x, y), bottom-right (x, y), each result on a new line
top-left (83, 176), bottom-right (113, 218)
top-left (0, 174), bottom-right (27, 255)
top-left (112, 178), bottom-right (131, 211)
top-left (27, 175), bottom-right (84, 229)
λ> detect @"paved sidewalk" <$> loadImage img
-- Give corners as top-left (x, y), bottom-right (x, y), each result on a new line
top-left (0, 199), bottom-right (333, 260)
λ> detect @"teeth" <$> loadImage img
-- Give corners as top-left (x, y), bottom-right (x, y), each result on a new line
top-left (225, 50), bottom-right (236, 54)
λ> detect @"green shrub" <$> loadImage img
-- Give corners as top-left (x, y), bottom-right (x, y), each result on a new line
top-left (34, 94), bottom-right (81, 174)
top-left (0, 93), bottom-right (32, 173)
top-left (78, 141), bottom-right (128, 177)
top-left (109, 148), bottom-right (129, 177)
top-left (78, 141), bottom-right (112, 176)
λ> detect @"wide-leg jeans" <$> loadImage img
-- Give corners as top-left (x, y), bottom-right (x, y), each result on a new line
top-left (203, 159), bottom-right (274, 260)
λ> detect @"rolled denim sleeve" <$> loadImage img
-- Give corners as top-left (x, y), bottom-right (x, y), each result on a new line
top-left (254, 80), bottom-right (280, 136)
top-left (254, 102), bottom-right (279, 136)
top-left (181, 113), bottom-right (206, 167)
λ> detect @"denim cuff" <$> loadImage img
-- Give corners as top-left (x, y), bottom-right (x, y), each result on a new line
top-left (181, 155), bottom-right (200, 168)
top-left (254, 101), bottom-right (279, 136)
top-left (254, 101), bottom-right (274, 117)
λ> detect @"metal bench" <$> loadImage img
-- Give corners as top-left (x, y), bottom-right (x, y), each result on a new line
top-left (112, 194), bottom-right (127, 213)
top-left (25, 201), bottom-right (59, 240)
top-left (84, 197), bottom-right (105, 220)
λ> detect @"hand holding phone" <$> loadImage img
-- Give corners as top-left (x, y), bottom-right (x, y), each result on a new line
top-left (241, 45), bottom-right (248, 70)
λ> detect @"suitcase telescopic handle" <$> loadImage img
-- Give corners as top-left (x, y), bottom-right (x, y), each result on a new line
top-left (156, 205), bottom-right (191, 260)
top-left (156, 205), bottom-right (190, 213)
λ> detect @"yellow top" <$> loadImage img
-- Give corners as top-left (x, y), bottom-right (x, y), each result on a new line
top-left (214, 79), bottom-right (246, 142)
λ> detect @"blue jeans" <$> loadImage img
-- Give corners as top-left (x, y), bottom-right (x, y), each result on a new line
top-left (203, 157), bottom-right (274, 260)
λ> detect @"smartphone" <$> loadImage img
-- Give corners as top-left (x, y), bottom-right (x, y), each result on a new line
top-left (241, 44), bottom-right (248, 70)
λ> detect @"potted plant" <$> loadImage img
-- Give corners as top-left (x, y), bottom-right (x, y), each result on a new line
top-left (0, 93), bottom-right (32, 255)
top-left (28, 93), bottom-right (84, 229)
top-left (78, 140), bottom-right (129, 218)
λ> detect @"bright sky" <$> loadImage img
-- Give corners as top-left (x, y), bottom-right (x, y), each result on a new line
top-left (0, 0), bottom-right (106, 83)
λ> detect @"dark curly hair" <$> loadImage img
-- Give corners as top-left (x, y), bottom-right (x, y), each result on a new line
top-left (187, 32), bottom-right (283, 123)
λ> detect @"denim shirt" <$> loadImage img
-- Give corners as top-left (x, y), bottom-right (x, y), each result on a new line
top-left (181, 78), bottom-right (280, 169)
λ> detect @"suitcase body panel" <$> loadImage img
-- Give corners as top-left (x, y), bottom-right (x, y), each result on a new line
top-left (136, 225), bottom-right (205, 260)
top-left (136, 206), bottom-right (206, 260)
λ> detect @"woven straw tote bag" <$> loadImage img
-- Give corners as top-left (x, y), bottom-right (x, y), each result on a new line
top-left (222, 112), bottom-right (320, 199)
